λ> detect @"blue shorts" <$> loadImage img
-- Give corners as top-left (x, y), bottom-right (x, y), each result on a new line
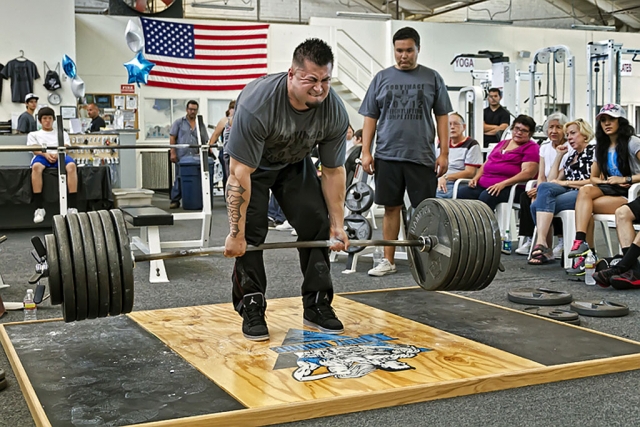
top-left (31, 154), bottom-right (75, 168)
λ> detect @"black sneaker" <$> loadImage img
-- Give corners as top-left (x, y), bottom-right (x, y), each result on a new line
top-left (268, 219), bottom-right (277, 229)
top-left (592, 265), bottom-right (623, 288)
top-left (242, 293), bottom-right (269, 341)
top-left (303, 292), bottom-right (344, 334)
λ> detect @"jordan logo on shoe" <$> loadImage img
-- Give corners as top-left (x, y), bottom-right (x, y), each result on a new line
top-left (249, 297), bottom-right (257, 305)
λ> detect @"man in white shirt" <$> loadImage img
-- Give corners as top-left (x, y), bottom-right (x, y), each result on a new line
top-left (27, 107), bottom-right (78, 223)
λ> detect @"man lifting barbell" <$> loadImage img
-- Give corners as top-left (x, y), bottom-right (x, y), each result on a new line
top-left (223, 38), bottom-right (351, 341)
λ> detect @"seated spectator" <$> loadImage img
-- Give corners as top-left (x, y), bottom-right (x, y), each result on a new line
top-left (594, 198), bottom-right (640, 288)
top-left (27, 107), bottom-right (78, 223)
top-left (345, 129), bottom-right (363, 185)
top-left (516, 112), bottom-right (570, 256)
top-left (567, 104), bottom-right (640, 274)
top-left (456, 115), bottom-right (539, 210)
top-left (436, 112), bottom-right (482, 199)
top-left (528, 119), bottom-right (595, 264)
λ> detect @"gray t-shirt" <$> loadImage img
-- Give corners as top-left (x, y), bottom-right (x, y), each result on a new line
top-left (226, 72), bottom-right (349, 170)
top-left (359, 65), bottom-right (453, 167)
top-left (17, 111), bottom-right (37, 134)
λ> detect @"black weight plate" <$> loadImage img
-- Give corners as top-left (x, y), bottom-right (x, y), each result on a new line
top-left (406, 199), bottom-right (460, 291)
top-left (110, 209), bottom-right (135, 314)
top-left (53, 216), bottom-right (76, 322)
top-left (343, 213), bottom-right (372, 254)
top-left (460, 200), bottom-right (494, 291)
top-left (508, 288), bottom-right (573, 306)
top-left (437, 200), bottom-right (468, 292)
top-left (470, 200), bottom-right (502, 290)
top-left (98, 211), bottom-right (123, 316)
top-left (88, 212), bottom-right (110, 318)
top-left (0, 378), bottom-right (6, 391)
top-left (570, 300), bottom-right (629, 318)
top-left (524, 307), bottom-right (581, 325)
top-left (345, 182), bottom-right (374, 214)
top-left (0, 368), bottom-right (4, 381)
top-left (66, 214), bottom-right (88, 321)
top-left (44, 234), bottom-right (62, 305)
top-left (453, 201), bottom-right (486, 291)
top-left (77, 213), bottom-right (100, 319)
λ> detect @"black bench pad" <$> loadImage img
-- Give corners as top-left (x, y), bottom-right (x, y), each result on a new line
top-left (120, 206), bottom-right (174, 227)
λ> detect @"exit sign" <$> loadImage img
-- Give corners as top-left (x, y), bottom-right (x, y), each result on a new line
top-left (120, 84), bottom-right (136, 94)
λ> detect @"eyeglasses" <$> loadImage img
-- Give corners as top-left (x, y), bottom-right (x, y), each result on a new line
top-left (512, 126), bottom-right (530, 134)
top-left (450, 122), bottom-right (464, 127)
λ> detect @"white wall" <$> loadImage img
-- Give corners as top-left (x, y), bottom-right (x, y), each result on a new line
top-left (74, 15), bottom-right (640, 141)
top-left (0, 0), bottom-right (77, 123)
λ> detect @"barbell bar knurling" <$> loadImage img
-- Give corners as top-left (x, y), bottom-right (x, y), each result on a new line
top-left (133, 237), bottom-right (435, 263)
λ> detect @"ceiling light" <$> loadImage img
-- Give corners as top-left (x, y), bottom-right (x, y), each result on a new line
top-left (464, 19), bottom-right (513, 25)
top-left (571, 24), bottom-right (616, 31)
top-left (335, 11), bottom-right (393, 20)
top-left (191, 2), bottom-right (255, 11)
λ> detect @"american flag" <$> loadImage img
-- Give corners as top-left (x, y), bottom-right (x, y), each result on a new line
top-left (140, 17), bottom-right (268, 91)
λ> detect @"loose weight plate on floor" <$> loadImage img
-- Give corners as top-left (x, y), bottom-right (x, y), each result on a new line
top-left (524, 307), bottom-right (581, 325)
top-left (0, 378), bottom-right (6, 391)
top-left (507, 288), bottom-right (573, 306)
top-left (570, 300), bottom-right (629, 317)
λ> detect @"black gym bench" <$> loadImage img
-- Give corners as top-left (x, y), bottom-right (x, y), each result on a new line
top-left (121, 206), bottom-right (174, 283)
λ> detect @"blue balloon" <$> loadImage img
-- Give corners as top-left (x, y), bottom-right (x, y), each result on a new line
top-left (123, 52), bottom-right (155, 87)
top-left (62, 54), bottom-right (77, 79)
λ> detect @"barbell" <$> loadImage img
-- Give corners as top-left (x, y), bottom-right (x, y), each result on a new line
top-left (29, 198), bottom-right (503, 323)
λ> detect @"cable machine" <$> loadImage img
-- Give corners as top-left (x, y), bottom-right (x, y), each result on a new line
top-left (528, 45), bottom-right (576, 122)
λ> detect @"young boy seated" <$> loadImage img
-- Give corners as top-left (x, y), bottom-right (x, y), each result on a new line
top-left (27, 107), bottom-right (78, 223)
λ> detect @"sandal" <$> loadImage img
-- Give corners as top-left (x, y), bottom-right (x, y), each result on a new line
top-left (528, 244), bottom-right (554, 265)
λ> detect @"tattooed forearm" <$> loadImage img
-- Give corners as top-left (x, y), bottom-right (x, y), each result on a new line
top-left (226, 183), bottom-right (246, 237)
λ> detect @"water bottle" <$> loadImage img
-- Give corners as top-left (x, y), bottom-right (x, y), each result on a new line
top-left (373, 246), bottom-right (383, 268)
top-left (23, 289), bottom-right (37, 322)
top-left (585, 252), bottom-right (596, 285)
top-left (502, 230), bottom-right (512, 255)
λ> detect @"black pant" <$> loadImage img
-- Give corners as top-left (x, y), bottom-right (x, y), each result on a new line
top-left (232, 157), bottom-right (332, 313)
top-left (456, 184), bottom-right (524, 211)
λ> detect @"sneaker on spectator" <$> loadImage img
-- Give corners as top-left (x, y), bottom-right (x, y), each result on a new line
top-left (241, 293), bottom-right (269, 341)
top-left (291, 229), bottom-right (297, 236)
top-left (268, 219), bottom-right (277, 229)
top-left (368, 259), bottom-right (397, 277)
top-left (275, 220), bottom-right (293, 231)
top-left (593, 265), bottom-right (623, 288)
top-left (552, 238), bottom-right (564, 259)
top-left (566, 255), bottom-right (586, 277)
top-left (67, 208), bottom-right (78, 215)
top-left (515, 237), bottom-right (532, 255)
top-left (169, 201), bottom-right (180, 209)
top-left (303, 292), bottom-right (344, 334)
top-left (610, 269), bottom-right (640, 290)
top-left (568, 240), bottom-right (590, 258)
top-left (33, 208), bottom-right (46, 224)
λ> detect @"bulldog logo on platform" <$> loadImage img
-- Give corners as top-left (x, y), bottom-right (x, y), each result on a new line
top-left (270, 330), bottom-right (430, 382)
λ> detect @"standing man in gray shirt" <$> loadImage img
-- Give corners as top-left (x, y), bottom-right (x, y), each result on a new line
top-left (169, 100), bottom-right (204, 209)
top-left (360, 27), bottom-right (452, 277)
top-left (224, 38), bottom-right (350, 341)
top-left (17, 93), bottom-right (38, 134)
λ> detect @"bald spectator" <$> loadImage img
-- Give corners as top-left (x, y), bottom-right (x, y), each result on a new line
top-left (87, 103), bottom-right (106, 133)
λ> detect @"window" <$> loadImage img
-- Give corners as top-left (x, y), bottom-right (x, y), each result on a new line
top-left (143, 98), bottom-right (191, 139)
top-left (207, 99), bottom-right (234, 144)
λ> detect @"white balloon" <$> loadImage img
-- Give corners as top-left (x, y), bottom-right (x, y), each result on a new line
top-left (125, 19), bottom-right (145, 53)
top-left (71, 76), bottom-right (85, 99)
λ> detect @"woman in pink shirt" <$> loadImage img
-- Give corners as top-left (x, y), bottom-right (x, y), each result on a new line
top-left (456, 115), bottom-right (540, 209)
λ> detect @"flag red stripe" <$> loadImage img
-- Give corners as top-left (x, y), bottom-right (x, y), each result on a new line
top-left (152, 60), bottom-right (266, 70)
top-left (194, 34), bottom-right (267, 41)
top-left (147, 80), bottom-right (249, 91)
top-left (194, 43), bottom-right (267, 50)
top-left (151, 70), bottom-right (266, 80)
top-left (195, 53), bottom-right (267, 60)
top-left (193, 24), bottom-right (269, 31)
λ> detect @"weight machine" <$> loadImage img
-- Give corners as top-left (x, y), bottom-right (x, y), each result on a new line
top-left (586, 40), bottom-right (640, 125)
top-left (528, 45), bottom-right (576, 122)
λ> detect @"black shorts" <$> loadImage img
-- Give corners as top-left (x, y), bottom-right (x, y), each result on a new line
top-left (627, 197), bottom-right (640, 222)
top-left (598, 184), bottom-right (628, 197)
top-left (374, 158), bottom-right (437, 208)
